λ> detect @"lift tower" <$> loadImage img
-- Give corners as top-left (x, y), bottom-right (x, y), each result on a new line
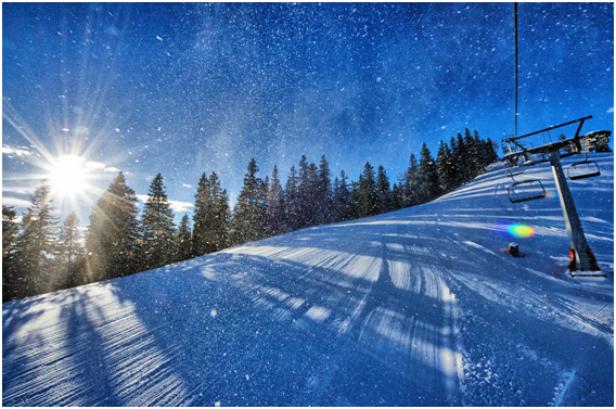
top-left (502, 117), bottom-right (604, 276)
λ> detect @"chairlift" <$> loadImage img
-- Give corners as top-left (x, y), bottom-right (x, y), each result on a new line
top-left (507, 170), bottom-right (546, 203)
top-left (566, 153), bottom-right (601, 180)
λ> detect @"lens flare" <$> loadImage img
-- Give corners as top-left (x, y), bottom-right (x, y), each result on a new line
top-left (506, 224), bottom-right (536, 238)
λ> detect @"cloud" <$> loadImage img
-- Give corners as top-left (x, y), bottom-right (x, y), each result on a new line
top-left (79, 160), bottom-right (128, 176)
top-left (85, 160), bottom-right (106, 169)
top-left (2, 145), bottom-right (32, 157)
top-left (182, 183), bottom-right (193, 189)
top-left (136, 194), bottom-right (193, 213)
top-left (169, 200), bottom-right (194, 212)
top-left (3, 185), bottom-right (33, 195)
top-left (83, 160), bottom-right (129, 176)
top-left (2, 196), bottom-right (31, 208)
top-left (608, 107), bottom-right (614, 113)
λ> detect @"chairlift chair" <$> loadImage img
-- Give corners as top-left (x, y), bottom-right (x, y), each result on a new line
top-left (566, 153), bottom-right (601, 180)
top-left (506, 168), bottom-right (546, 203)
top-left (508, 179), bottom-right (547, 203)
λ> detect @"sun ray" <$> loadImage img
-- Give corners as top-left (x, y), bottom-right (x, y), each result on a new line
top-left (3, 103), bottom-right (57, 165)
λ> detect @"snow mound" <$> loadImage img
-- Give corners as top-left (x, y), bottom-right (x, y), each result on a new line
top-left (3, 153), bottom-right (613, 406)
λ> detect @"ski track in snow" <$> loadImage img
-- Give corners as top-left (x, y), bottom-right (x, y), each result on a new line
top-left (3, 153), bottom-right (614, 406)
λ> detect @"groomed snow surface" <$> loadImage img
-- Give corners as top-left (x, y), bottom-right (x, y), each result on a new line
top-left (3, 153), bottom-right (613, 406)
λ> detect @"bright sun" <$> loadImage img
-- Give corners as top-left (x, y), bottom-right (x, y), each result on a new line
top-left (49, 155), bottom-right (89, 197)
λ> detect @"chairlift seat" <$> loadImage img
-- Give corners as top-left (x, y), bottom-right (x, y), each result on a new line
top-left (566, 160), bottom-right (601, 180)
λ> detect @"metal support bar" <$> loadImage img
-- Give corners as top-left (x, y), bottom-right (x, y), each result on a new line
top-left (572, 119), bottom-right (586, 152)
top-left (548, 151), bottom-right (601, 274)
top-left (503, 115), bottom-right (593, 143)
top-left (514, 2), bottom-right (519, 139)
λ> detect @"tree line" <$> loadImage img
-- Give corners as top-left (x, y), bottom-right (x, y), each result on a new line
top-left (3, 129), bottom-right (497, 301)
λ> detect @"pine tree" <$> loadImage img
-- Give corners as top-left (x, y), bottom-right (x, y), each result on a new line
top-left (284, 166), bottom-right (300, 231)
top-left (193, 172), bottom-right (231, 253)
top-left (449, 136), bottom-right (463, 187)
top-left (232, 159), bottom-right (265, 244)
top-left (483, 137), bottom-right (499, 166)
top-left (333, 170), bottom-right (352, 221)
top-left (469, 129), bottom-right (484, 177)
top-left (57, 212), bottom-right (84, 288)
top-left (391, 183), bottom-right (404, 210)
top-left (206, 172), bottom-right (231, 251)
top-left (87, 172), bottom-right (141, 281)
top-left (257, 176), bottom-right (269, 236)
top-left (332, 177), bottom-right (341, 219)
top-left (266, 166), bottom-right (286, 235)
top-left (463, 128), bottom-right (480, 180)
top-left (359, 162), bottom-right (377, 217)
top-left (297, 156), bottom-right (320, 227)
top-left (141, 173), bottom-right (176, 270)
top-left (405, 153), bottom-right (420, 205)
top-left (175, 214), bottom-right (192, 261)
top-left (217, 189), bottom-right (232, 250)
top-left (436, 140), bottom-right (456, 192)
top-left (317, 155), bottom-right (332, 224)
top-left (376, 165), bottom-right (392, 213)
top-left (297, 155), bottom-right (311, 228)
top-left (308, 162), bottom-right (319, 223)
top-left (15, 182), bottom-right (58, 296)
top-left (3, 205), bottom-right (20, 300)
top-left (349, 180), bottom-right (361, 219)
top-left (192, 173), bottom-right (210, 256)
top-left (454, 132), bottom-right (468, 182)
top-left (416, 143), bottom-right (440, 202)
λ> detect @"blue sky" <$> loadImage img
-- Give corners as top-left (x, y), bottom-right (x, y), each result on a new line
top-left (3, 2), bottom-right (613, 225)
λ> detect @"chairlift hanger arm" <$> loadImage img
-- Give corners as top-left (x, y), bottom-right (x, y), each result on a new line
top-left (572, 117), bottom-right (587, 151)
top-left (573, 119), bottom-right (586, 139)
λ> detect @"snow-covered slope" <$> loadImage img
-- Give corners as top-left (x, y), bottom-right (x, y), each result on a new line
top-left (3, 153), bottom-right (613, 406)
